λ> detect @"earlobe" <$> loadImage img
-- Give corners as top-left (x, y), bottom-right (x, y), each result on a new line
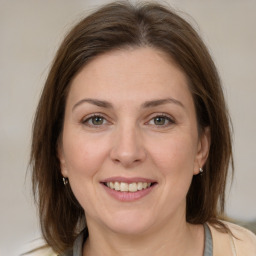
top-left (57, 142), bottom-right (69, 177)
top-left (194, 127), bottom-right (211, 175)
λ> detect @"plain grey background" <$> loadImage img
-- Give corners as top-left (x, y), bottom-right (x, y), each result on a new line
top-left (0, 0), bottom-right (255, 255)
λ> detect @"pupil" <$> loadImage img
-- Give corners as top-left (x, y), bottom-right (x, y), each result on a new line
top-left (155, 117), bottom-right (165, 125)
top-left (92, 117), bottom-right (103, 125)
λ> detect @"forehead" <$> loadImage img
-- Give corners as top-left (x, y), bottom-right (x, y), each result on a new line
top-left (67, 47), bottom-right (193, 109)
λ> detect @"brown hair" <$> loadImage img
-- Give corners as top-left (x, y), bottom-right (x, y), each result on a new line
top-left (31, 1), bottom-right (233, 253)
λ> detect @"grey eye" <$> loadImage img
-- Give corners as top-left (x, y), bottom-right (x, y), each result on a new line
top-left (91, 116), bottom-right (104, 125)
top-left (154, 116), bottom-right (167, 125)
top-left (82, 115), bottom-right (107, 127)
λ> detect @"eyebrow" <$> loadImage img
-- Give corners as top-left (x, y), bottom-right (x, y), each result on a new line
top-left (72, 97), bottom-right (184, 111)
top-left (72, 98), bottom-right (113, 111)
top-left (141, 98), bottom-right (184, 109)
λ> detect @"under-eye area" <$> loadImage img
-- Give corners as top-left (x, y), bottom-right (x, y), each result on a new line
top-left (102, 182), bottom-right (157, 192)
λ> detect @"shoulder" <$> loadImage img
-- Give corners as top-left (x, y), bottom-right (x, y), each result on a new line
top-left (208, 220), bottom-right (256, 256)
top-left (20, 238), bottom-right (57, 256)
top-left (21, 247), bottom-right (57, 256)
top-left (225, 221), bottom-right (256, 254)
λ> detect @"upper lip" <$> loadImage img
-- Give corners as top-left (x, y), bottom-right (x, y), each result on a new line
top-left (101, 176), bottom-right (157, 183)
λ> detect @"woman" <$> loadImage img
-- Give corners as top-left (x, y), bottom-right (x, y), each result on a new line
top-left (30, 1), bottom-right (256, 256)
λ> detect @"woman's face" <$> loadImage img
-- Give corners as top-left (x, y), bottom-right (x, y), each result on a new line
top-left (58, 47), bottom-right (210, 235)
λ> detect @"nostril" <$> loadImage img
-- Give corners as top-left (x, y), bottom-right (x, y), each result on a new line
top-left (113, 158), bottom-right (121, 164)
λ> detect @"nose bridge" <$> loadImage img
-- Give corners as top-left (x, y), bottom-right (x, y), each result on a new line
top-left (110, 120), bottom-right (146, 167)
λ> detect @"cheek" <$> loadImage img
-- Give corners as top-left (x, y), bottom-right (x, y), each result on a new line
top-left (148, 134), bottom-right (198, 203)
top-left (149, 135), bottom-right (197, 176)
top-left (62, 131), bottom-right (109, 179)
top-left (61, 132), bottom-right (111, 212)
top-left (148, 136), bottom-right (197, 214)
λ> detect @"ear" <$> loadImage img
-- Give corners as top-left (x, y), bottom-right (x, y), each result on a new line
top-left (57, 139), bottom-right (69, 178)
top-left (193, 127), bottom-right (211, 175)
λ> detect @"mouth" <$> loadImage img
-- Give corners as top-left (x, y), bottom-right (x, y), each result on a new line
top-left (100, 177), bottom-right (157, 201)
top-left (102, 181), bottom-right (156, 192)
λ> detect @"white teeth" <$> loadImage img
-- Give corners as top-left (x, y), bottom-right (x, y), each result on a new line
top-left (129, 183), bottom-right (137, 192)
top-left (105, 181), bottom-right (152, 192)
top-left (110, 182), bottom-right (114, 189)
top-left (120, 182), bottom-right (129, 192)
top-left (137, 182), bottom-right (143, 190)
top-left (114, 181), bottom-right (120, 191)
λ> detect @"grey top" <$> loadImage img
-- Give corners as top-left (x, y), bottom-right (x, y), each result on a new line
top-left (204, 223), bottom-right (213, 256)
top-left (62, 223), bottom-right (213, 256)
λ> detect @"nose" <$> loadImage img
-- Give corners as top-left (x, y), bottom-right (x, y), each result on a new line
top-left (110, 124), bottom-right (146, 168)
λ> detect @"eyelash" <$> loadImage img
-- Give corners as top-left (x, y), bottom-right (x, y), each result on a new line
top-left (81, 113), bottom-right (175, 128)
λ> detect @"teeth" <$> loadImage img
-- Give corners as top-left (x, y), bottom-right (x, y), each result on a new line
top-left (105, 181), bottom-right (152, 192)
top-left (137, 182), bottom-right (143, 190)
top-left (120, 182), bottom-right (129, 192)
top-left (114, 181), bottom-right (120, 191)
top-left (129, 183), bottom-right (137, 192)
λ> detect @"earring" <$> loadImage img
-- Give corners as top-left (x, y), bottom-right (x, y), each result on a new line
top-left (63, 177), bottom-right (69, 185)
top-left (199, 167), bottom-right (204, 174)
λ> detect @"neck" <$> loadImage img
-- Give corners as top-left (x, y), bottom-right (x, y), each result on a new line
top-left (83, 216), bottom-right (204, 256)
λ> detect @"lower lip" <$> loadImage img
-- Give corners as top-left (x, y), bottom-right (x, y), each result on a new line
top-left (101, 183), bottom-right (156, 202)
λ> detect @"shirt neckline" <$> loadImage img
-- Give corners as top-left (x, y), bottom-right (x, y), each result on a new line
top-left (70, 223), bottom-right (213, 256)
top-left (204, 223), bottom-right (213, 256)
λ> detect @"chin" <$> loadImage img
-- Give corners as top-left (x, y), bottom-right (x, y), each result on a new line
top-left (102, 210), bottom-right (156, 235)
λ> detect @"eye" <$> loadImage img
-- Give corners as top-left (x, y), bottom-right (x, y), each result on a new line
top-left (82, 114), bottom-right (108, 127)
top-left (147, 114), bottom-right (175, 127)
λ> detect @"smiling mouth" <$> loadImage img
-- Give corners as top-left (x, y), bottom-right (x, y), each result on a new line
top-left (103, 181), bottom-right (156, 192)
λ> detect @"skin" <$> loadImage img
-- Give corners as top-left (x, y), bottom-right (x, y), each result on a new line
top-left (58, 47), bottom-right (211, 256)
